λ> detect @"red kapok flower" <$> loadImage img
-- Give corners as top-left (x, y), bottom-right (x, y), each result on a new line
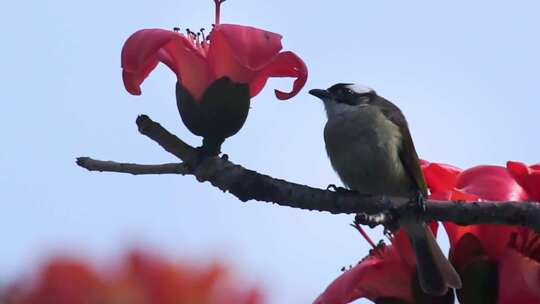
top-left (314, 225), bottom-right (454, 304)
top-left (121, 1), bottom-right (307, 155)
top-left (420, 160), bottom-right (476, 201)
top-left (122, 4), bottom-right (307, 101)
top-left (422, 162), bottom-right (527, 258)
top-left (121, 22), bottom-right (307, 101)
top-left (314, 237), bottom-right (413, 304)
top-left (497, 229), bottom-right (540, 304)
top-left (2, 250), bottom-right (264, 304)
top-left (11, 258), bottom-right (104, 304)
top-left (422, 160), bottom-right (540, 304)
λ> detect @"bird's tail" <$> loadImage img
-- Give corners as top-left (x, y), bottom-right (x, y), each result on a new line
top-left (403, 221), bottom-right (462, 296)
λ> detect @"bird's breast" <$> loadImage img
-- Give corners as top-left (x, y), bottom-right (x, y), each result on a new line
top-left (324, 107), bottom-right (412, 196)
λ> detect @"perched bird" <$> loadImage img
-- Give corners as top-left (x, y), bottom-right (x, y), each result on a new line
top-left (309, 83), bottom-right (462, 296)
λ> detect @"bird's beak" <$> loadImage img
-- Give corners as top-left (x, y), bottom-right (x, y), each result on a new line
top-left (309, 89), bottom-right (331, 100)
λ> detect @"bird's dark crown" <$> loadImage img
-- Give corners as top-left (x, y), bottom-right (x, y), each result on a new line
top-left (327, 83), bottom-right (375, 106)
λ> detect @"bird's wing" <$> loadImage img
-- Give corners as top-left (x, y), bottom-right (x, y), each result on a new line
top-left (380, 101), bottom-right (428, 196)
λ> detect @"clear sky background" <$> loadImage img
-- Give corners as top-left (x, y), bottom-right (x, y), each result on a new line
top-left (1, 1), bottom-right (539, 303)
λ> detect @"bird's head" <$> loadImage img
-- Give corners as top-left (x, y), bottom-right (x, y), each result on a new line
top-left (309, 83), bottom-right (376, 118)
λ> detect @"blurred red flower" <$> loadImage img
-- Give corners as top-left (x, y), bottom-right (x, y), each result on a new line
top-left (421, 160), bottom-right (540, 304)
top-left (121, 0), bottom-right (307, 101)
top-left (2, 250), bottom-right (263, 304)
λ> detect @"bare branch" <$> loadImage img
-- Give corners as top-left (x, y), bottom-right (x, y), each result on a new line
top-left (76, 115), bottom-right (540, 232)
top-left (136, 115), bottom-right (198, 163)
top-left (76, 157), bottom-right (190, 175)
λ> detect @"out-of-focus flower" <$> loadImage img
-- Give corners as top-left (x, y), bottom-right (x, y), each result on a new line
top-left (121, 0), bottom-right (307, 155)
top-left (1, 250), bottom-right (263, 304)
top-left (421, 160), bottom-right (540, 304)
top-left (314, 225), bottom-right (454, 304)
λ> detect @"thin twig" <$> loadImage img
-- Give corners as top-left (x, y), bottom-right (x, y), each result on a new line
top-left (76, 157), bottom-right (190, 175)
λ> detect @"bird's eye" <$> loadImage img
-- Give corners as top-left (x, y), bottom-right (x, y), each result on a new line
top-left (342, 88), bottom-right (354, 96)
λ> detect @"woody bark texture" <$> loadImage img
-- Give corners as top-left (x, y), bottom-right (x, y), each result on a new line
top-left (76, 115), bottom-right (540, 232)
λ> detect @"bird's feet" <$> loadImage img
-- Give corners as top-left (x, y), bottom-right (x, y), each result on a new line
top-left (407, 191), bottom-right (427, 219)
top-left (416, 191), bottom-right (427, 212)
top-left (327, 184), bottom-right (350, 194)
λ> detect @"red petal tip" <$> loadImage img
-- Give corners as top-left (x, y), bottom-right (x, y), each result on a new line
top-left (250, 51), bottom-right (308, 100)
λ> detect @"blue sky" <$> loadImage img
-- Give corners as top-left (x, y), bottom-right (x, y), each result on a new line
top-left (1, 1), bottom-right (539, 303)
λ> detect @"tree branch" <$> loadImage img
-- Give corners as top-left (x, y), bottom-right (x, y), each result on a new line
top-left (76, 115), bottom-right (540, 232)
top-left (76, 158), bottom-right (190, 175)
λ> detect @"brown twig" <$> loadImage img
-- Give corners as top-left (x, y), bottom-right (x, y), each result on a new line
top-left (76, 158), bottom-right (190, 175)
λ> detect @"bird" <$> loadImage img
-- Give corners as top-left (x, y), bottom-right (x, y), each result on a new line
top-left (309, 83), bottom-right (462, 296)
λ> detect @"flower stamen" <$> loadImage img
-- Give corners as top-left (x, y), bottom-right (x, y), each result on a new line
top-left (179, 27), bottom-right (210, 55)
top-left (524, 234), bottom-right (540, 256)
top-left (351, 222), bottom-right (377, 249)
top-left (508, 230), bottom-right (540, 261)
top-left (200, 28), bottom-right (207, 41)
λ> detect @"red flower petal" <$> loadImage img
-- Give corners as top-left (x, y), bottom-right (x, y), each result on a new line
top-left (207, 25), bottom-right (256, 85)
top-left (419, 159), bottom-right (430, 168)
top-left (314, 211), bottom-right (439, 303)
top-left (456, 165), bottom-right (528, 201)
top-left (423, 161), bottom-right (480, 257)
top-left (448, 233), bottom-right (486, 270)
top-left (390, 225), bottom-right (439, 270)
top-left (121, 29), bottom-right (213, 100)
top-left (507, 161), bottom-right (529, 178)
top-left (27, 259), bottom-right (102, 304)
top-left (249, 51), bottom-right (308, 100)
top-left (214, 24), bottom-right (283, 71)
top-left (498, 249), bottom-right (540, 304)
top-left (507, 161), bottom-right (540, 201)
top-left (314, 246), bottom-right (413, 304)
top-left (445, 165), bottom-right (527, 260)
top-left (422, 162), bottom-right (462, 193)
top-left (435, 188), bottom-right (478, 251)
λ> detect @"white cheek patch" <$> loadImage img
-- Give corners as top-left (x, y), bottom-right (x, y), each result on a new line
top-left (346, 84), bottom-right (374, 94)
top-left (323, 100), bottom-right (357, 118)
